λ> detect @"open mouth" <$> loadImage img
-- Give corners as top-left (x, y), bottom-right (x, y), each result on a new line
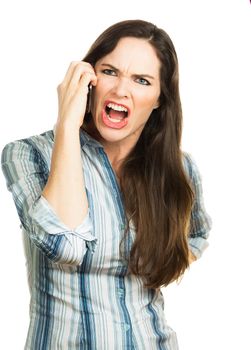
top-left (101, 101), bottom-right (130, 129)
top-left (105, 102), bottom-right (129, 122)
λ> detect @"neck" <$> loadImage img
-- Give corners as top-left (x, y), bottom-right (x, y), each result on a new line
top-left (102, 142), bottom-right (131, 179)
top-left (82, 121), bottom-right (138, 176)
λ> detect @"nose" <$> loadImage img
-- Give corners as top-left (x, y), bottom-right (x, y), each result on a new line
top-left (111, 77), bottom-right (130, 98)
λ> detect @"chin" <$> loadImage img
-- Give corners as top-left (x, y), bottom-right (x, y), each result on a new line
top-left (97, 126), bottom-right (128, 144)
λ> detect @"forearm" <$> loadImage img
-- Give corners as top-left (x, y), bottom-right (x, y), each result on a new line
top-left (42, 123), bottom-right (88, 230)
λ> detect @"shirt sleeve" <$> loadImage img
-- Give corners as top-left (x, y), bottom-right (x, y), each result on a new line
top-left (1, 138), bottom-right (98, 265)
top-left (183, 152), bottom-right (212, 259)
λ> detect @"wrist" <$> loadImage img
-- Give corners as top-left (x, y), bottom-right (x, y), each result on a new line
top-left (55, 120), bottom-right (80, 134)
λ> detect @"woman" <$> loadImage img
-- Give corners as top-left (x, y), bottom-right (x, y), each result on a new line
top-left (1, 19), bottom-right (211, 349)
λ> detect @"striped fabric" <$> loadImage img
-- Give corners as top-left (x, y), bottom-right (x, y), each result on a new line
top-left (1, 127), bottom-right (211, 350)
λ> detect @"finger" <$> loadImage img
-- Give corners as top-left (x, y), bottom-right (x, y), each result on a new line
top-left (90, 70), bottom-right (98, 87)
top-left (61, 61), bottom-right (93, 88)
top-left (68, 64), bottom-right (96, 90)
top-left (60, 61), bottom-right (78, 87)
top-left (78, 71), bottom-right (94, 95)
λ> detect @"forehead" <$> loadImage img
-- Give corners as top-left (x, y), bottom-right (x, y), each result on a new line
top-left (96, 37), bottom-right (161, 76)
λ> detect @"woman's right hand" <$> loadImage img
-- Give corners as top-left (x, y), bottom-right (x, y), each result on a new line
top-left (56, 61), bottom-right (97, 129)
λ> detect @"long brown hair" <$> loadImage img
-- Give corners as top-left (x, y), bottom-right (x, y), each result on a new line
top-left (82, 19), bottom-right (194, 289)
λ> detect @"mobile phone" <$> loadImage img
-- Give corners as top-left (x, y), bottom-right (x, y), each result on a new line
top-left (86, 84), bottom-right (92, 114)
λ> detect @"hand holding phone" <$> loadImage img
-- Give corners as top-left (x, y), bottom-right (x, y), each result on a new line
top-left (56, 61), bottom-right (97, 129)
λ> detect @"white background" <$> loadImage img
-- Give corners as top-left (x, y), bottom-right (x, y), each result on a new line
top-left (0, 1), bottom-right (250, 349)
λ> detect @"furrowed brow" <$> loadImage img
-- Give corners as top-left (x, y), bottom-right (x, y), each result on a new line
top-left (100, 63), bottom-right (155, 80)
top-left (101, 63), bottom-right (118, 71)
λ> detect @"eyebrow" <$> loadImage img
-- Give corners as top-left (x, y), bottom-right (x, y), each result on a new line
top-left (100, 63), bottom-right (156, 80)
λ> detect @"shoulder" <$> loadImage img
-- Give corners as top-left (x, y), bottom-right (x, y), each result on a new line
top-left (182, 151), bottom-right (201, 181)
top-left (1, 129), bottom-right (54, 165)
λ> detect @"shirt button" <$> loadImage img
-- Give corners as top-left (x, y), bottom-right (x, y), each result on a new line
top-left (117, 288), bottom-right (124, 297)
top-left (124, 324), bottom-right (130, 331)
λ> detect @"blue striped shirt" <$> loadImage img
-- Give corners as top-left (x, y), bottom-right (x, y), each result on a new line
top-left (1, 127), bottom-right (212, 349)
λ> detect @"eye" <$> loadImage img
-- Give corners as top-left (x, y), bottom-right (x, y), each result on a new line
top-left (102, 69), bottom-right (117, 76)
top-left (135, 77), bottom-right (150, 86)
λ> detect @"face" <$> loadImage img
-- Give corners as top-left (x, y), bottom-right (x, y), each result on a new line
top-left (90, 37), bottom-right (161, 151)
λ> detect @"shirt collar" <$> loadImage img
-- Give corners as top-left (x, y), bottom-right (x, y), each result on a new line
top-left (53, 124), bottom-right (104, 149)
top-left (79, 127), bottom-right (104, 149)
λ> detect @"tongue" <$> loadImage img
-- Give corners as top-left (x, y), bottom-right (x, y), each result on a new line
top-left (109, 109), bottom-right (127, 120)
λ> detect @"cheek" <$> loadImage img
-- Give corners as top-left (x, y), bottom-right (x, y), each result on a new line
top-left (93, 80), bottom-right (111, 104)
top-left (92, 84), bottom-right (105, 106)
top-left (135, 91), bottom-right (159, 110)
top-left (95, 75), bottom-right (113, 91)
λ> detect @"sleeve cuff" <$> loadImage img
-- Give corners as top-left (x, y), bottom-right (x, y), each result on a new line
top-left (29, 195), bottom-right (97, 248)
top-left (188, 237), bottom-right (209, 259)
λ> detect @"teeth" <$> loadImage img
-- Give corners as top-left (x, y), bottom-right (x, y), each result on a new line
top-left (107, 116), bottom-right (123, 123)
top-left (107, 102), bottom-right (128, 112)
